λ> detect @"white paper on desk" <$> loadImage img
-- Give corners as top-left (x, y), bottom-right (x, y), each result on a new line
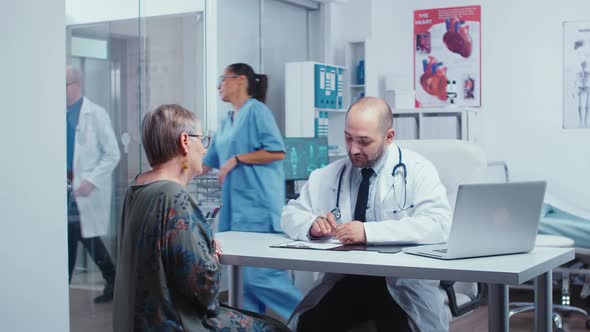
top-left (273, 239), bottom-right (342, 250)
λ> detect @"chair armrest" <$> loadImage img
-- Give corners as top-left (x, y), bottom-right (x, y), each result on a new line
top-left (487, 160), bottom-right (510, 182)
top-left (576, 248), bottom-right (590, 265)
top-left (440, 281), bottom-right (485, 317)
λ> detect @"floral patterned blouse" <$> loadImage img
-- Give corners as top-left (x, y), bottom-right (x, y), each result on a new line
top-left (113, 180), bottom-right (287, 331)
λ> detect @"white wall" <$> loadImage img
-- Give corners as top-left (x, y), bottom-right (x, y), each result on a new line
top-left (323, 0), bottom-right (371, 66)
top-left (215, 0), bottom-right (317, 133)
top-left (263, 0), bottom-right (310, 133)
top-left (66, 0), bottom-right (204, 25)
top-left (216, 0), bottom-right (261, 125)
top-left (330, 0), bottom-right (590, 218)
top-left (308, 6), bottom-right (325, 62)
top-left (0, 1), bottom-right (68, 331)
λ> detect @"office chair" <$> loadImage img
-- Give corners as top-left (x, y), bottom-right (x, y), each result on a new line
top-left (410, 141), bottom-right (590, 330)
top-left (396, 139), bottom-right (490, 320)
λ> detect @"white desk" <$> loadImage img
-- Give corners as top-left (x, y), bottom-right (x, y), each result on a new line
top-left (216, 231), bottom-right (574, 332)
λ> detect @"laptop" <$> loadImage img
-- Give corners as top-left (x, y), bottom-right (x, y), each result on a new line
top-left (403, 181), bottom-right (546, 260)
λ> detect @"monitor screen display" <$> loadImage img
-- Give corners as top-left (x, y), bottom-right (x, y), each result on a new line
top-left (283, 137), bottom-right (329, 180)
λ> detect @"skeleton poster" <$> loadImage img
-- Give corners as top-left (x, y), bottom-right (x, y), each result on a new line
top-left (414, 5), bottom-right (481, 108)
top-left (564, 21), bottom-right (590, 129)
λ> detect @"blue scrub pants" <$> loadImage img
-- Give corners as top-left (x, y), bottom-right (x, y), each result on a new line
top-left (242, 266), bottom-right (303, 321)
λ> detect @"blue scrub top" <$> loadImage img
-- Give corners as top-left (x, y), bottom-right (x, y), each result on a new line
top-left (203, 98), bottom-right (285, 233)
top-left (66, 97), bottom-right (83, 172)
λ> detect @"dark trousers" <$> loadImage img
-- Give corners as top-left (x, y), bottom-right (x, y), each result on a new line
top-left (67, 222), bottom-right (116, 284)
top-left (297, 275), bottom-right (411, 332)
top-left (67, 185), bottom-right (116, 284)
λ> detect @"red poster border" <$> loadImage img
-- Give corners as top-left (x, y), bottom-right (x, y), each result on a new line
top-left (413, 5), bottom-right (482, 108)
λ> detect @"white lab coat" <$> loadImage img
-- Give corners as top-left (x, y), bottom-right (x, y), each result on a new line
top-left (281, 144), bottom-right (453, 331)
top-left (73, 97), bottom-right (120, 238)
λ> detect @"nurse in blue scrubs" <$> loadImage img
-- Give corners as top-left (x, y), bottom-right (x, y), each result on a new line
top-left (203, 63), bottom-right (302, 320)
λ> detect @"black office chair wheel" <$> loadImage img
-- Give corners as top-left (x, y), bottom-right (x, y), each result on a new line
top-left (585, 318), bottom-right (590, 329)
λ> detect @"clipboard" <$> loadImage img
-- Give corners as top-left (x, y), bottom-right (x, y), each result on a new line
top-left (270, 240), bottom-right (342, 250)
top-left (271, 240), bottom-right (407, 254)
top-left (331, 244), bottom-right (404, 254)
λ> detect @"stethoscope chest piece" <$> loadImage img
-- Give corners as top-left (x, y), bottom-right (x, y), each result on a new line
top-left (330, 207), bottom-right (341, 222)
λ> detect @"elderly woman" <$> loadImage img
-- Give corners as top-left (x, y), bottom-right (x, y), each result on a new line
top-left (113, 104), bottom-right (288, 331)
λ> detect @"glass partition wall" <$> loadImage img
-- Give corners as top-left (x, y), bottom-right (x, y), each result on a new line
top-left (66, 5), bottom-right (205, 330)
top-left (65, 0), bottom-right (319, 330)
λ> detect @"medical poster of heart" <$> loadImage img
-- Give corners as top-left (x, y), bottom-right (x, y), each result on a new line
top-left (414, 5), bottom-right (481, 108)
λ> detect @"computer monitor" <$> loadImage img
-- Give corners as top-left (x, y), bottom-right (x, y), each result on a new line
top-left (283, 137), bottom-right (329, 181)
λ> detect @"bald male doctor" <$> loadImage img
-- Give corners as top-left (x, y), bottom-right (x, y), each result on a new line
top-left (281, 97), bottom-right (453, 331)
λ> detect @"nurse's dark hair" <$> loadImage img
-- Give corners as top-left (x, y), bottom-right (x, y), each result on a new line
top-left (227, 63), bottom-right (268, 103)
top-left (141, 104), bottom-right (201, 167)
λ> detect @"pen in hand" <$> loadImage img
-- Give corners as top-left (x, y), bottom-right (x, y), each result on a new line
top-left (313, 208), bottom-right (327, 219)
top-left (312, 208), bottom-right (338, 237)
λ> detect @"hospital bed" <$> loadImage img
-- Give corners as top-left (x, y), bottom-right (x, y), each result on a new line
top-left (539, 204), bottom-right (590, 249)
top-left (508, 192), bottom-right (590, 329)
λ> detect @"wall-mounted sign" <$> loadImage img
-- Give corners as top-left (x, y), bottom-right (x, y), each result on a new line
top-left (564, 20), bottom-right (590, 129)
top-left (414, 5), bottom-right (481, 108)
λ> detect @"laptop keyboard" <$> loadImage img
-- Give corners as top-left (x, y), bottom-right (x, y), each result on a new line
top-left (433, 249), bottom-right (448, 253)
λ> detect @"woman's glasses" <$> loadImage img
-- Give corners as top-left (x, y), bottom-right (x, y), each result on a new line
top-left (188, 134), bottom-right (210, 148)
top-left (218, 74), bottom-right (240, 85)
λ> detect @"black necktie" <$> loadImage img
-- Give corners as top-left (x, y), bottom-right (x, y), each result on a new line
top-left (354, 168), bottom-right (374, 222)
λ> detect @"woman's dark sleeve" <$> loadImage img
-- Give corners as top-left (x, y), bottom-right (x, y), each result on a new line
top-left (162, 202), bottom-right (221, 312)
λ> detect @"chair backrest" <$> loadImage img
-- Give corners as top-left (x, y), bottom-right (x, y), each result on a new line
top-left (396, 140), bottom-right (488, 317)
top-left (396, 139), bottom-right (488, 210)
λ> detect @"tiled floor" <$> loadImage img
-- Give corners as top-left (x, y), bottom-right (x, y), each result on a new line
top-left (69, 288), bottom-right (113, 332)
top-left (69, 286), bottom-right (590, 332)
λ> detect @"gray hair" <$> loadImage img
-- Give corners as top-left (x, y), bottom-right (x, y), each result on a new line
top-left (66, 65), bottom-right (83, 85)
top-left (141, 104), bottom-right (201, 167)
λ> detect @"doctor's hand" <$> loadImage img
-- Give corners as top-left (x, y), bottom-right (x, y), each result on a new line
top-left (74, 180), bottom-right (96, 197)
top-left (218, 156), bottom-right (238, 185)
top-left (309, 212), bottom-right (338, 238)
top-left (335, 221), bottom-right (367, 244)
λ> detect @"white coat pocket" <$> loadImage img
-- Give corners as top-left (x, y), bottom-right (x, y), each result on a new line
top-left (381, 207), bottom-right (415, 221)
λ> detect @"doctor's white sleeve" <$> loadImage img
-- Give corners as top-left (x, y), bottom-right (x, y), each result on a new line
top-left (281, 181), bottom-right (319, 241)
top-left (363, 160), bottom-right (452, 245)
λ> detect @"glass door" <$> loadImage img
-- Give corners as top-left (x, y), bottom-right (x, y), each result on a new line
top-left (66, 7), bottom-right (205, 331)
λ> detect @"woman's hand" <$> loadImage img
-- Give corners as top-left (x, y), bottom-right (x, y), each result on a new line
top-left (201, 164), bottom-right (212, 175)
top-left (213, 240), bottom-right (223, 261)
top-left (218, 156), bottom-right (238, 185)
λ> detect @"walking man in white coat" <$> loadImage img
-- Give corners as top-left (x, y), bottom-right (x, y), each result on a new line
top-left (281, 97), bottom-right (453, 331)
top-left (66, 66), bottom-right (120, 303)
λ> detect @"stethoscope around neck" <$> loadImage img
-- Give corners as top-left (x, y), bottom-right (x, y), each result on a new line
top-left (334, 146), bottom-right (414, 219)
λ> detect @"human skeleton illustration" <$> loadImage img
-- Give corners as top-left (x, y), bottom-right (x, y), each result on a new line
top-left (575, 60), bottom-right (590, 128)
top-left (568, 37), bottom-right (590, 128)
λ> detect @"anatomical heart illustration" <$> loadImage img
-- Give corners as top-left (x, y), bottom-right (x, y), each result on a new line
top-left (443, 17), bottom-right (472, 58)
top-left (414, 5), bottom-right (481, 107)
top-left (420, 56), bottom-right (448, 101)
